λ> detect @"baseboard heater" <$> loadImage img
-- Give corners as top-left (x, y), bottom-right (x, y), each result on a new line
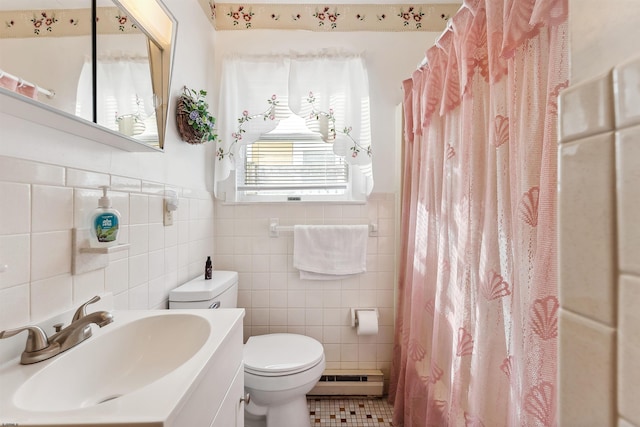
top-left (308, 369), bottom-right (384, 397)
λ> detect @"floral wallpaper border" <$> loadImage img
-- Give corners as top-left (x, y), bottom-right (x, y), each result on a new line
top-left (2, 3), bottom-right (460, 37)
top-left (0, 8), bottom-right (141, 39)
top-left (198, 1), bottom-right (460, 32)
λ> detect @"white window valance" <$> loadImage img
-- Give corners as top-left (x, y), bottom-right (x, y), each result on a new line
top-left (214, 52), bottom-right (373, 199)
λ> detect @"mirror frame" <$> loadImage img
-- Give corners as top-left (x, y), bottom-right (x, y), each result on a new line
top-left (0, 0), bottom-right (177, 152)
top-left (112, 0), bottom-right (178, 149)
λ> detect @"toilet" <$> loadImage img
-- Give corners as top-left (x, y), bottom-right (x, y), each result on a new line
top-left (169, 271), bottom-right (326, 427)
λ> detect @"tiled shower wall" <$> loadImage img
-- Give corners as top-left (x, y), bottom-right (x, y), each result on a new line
top-left (558, 55), bottom-right (640, 426)
top-left (0, 155), bottom-right (214, 333)
top-left (213, 194), bottom-right (397, 380)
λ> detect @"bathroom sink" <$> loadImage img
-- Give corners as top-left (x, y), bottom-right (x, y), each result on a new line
top-left (13, 313), bottom-right (210, 412)
top-left (0, 308), bottom-right (245, 426)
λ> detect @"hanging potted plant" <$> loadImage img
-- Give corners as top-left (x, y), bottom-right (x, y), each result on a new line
top-left (176, 86), bottom-right (218, 144)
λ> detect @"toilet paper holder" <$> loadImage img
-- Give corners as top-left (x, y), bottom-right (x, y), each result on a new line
top-left (350, 308), bottom-right (379, 327)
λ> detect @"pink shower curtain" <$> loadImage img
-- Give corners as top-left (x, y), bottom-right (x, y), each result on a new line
top-left (0, 75), bottom-right (39, 100)
top-left (390, 1), bottom-right (568, 426)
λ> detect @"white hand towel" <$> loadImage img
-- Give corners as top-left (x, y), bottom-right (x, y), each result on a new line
top-left (293, 225), bottom-right (368, 279)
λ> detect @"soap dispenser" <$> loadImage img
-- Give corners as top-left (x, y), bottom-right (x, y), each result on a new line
top-left (90, 186), bottom-right (121, 248)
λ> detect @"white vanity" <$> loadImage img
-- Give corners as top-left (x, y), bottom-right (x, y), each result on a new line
top-left (0, 308), bottom-right (245, 426)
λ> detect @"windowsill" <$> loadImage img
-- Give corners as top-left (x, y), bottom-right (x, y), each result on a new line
top-left (219, 199), bottom-right (367, 206)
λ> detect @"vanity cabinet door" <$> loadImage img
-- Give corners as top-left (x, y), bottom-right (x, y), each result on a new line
top-left (210, 364), bottom-right (244, 427)
top-left (168, 321), bottom-right (244, 427)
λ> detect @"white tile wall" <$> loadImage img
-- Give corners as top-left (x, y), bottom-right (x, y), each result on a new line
top-left (0, 284), bottom-right (29, 328)
top-left (0, 155), bottom-right (215, 337)
top-left (214, 194), bottom-right (397, 380)
top-left (66, 169), bottom-right (110, 189)
top-left (559, 71), bottom-right (615, 143)
top-left (619, 275), bottom-right (640, 426)
top-left (0, 234), bottom-right (29, 289)
top-left (0, 182), bottom-right (31, 235)
top-left (31, 185), bottom-right (73, 233)
top-left (559, 54), bottom-right (640, 427)
top-left (558, 309), bottom-right (616, 427)
top-left (613, 55), bottom-right (640, 129)
top-left (616, 125), bottom-right (640, 276)
top-left (31, 231), bottom-right (72, 281)
top-left (30, 274), bottom-right (73, 322)
top-left (0, 156), bottom-right (65, 186)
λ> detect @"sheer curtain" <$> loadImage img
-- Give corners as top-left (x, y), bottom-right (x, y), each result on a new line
top-left (76, 55), bottom-right (155, 130)
top-left (215, 52), bottom-right (373, 197)
top-left (215, 55), bottom-right (288, 196)
top-left (390, 1), bottom-right (568, 426)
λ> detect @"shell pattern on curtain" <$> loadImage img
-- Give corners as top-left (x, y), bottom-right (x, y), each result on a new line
top-left (390, 0), bottom-right (568, 426)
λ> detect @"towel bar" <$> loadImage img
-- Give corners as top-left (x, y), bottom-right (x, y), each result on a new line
top-left (269, 218), bottom-right (378, 238)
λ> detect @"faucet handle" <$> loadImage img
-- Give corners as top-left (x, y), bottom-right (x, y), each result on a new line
top-left (72, 295), bottom-right (101, 322)
top-left (0, 325), bottom-right (50, 352)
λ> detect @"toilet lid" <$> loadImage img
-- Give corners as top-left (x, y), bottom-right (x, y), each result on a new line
top-left (244, 334), bottom-right (324, 376)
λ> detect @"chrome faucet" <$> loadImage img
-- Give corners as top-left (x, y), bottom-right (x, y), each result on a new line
top-left (0, 295), bottom-right (113, 364)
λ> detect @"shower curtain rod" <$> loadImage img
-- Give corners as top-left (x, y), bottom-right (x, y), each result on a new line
top-left (0, 69), bottom-right (55, 99)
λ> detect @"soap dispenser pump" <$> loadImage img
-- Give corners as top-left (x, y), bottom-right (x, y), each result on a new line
top-left (90, 186), bottom-right (120, 248)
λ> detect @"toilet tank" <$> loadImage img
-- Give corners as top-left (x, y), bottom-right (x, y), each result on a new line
top-left (169, 271), bottom-right (238, 309)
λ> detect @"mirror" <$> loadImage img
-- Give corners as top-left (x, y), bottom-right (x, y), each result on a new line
top-left (0, 0), bottom-right (176, 150)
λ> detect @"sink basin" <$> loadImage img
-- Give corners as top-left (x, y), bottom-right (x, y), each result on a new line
top-left (0, 307), bottom-right (245, 426)
top-left (14, 313), bottom-right (210, 412)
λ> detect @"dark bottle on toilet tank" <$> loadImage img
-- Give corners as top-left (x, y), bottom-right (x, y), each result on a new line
top-left (205, 256), bottom-right (212, 280)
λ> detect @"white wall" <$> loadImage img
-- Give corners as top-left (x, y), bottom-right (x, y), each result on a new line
top-left (212, 30), bottom-right (434, 193)
top-left (569, 0), bottom-right (640, 85)
top-left (211, 29), bottom-right (436, 381)
top-left (0, 0), bottom-right (217, 347)
top-left (0, 0), bottom-right (440, 381)
top-left (0, 0), bottom-right (217, 190)
top-left (0, 35), bottom-right (92, 114)
top-left (0, 34), bottom-right (150, 115)
top-left (559, 1), bottom-right (640, 426)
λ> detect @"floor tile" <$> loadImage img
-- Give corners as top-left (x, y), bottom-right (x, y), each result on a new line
top-left (307, 397), bottom-right (394, 426)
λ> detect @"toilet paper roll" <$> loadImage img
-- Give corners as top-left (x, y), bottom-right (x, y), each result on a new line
top-left (356, 310), bottom-right (378, 336)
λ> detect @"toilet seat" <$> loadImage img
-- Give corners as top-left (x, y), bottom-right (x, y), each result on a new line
top-left (244, 334), bottom-right (324, 376)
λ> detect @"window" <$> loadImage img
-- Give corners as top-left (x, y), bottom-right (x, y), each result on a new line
top-left (216, 54), bottom-right (373, 202)
top-left (235, 114), bottom-right (352, 202)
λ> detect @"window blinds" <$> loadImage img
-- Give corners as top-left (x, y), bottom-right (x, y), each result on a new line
top-left (239, 138), bottom-right (348, 192)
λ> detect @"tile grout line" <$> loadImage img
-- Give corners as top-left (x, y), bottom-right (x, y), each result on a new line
top-left (307, 397), bottom-right (394, 426)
